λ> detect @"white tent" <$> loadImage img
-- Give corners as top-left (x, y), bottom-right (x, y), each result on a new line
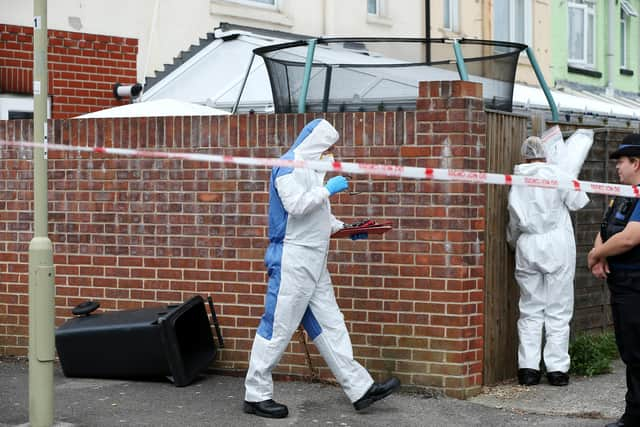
top-left (74, 99), bottom-right (230, 119)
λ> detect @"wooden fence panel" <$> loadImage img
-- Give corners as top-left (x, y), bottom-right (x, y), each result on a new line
top-left (483, 111), bottom-right (527, 385)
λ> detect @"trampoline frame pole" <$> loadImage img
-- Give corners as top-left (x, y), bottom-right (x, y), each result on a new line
top-left (452, 39), bottom-right (468, 81)
top-left (321, 65), bottom-right (332, 112)
top-left (298, 38), bottom-right (317, 113)
top-left (526, 46), bottom-right (559, 122)
top-left (232, 52), bottom-right (255, 114)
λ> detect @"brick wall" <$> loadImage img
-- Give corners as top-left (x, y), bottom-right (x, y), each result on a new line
top-left (0, 24), bottom-right (138, 119)
top-left (0, 81), bottom-right (486, 398)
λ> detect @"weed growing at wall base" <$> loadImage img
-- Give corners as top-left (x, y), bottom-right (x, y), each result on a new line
top-left (569, 331), bottom-right (618, 377)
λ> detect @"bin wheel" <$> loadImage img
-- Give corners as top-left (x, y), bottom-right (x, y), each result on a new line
top-left (72, 301), bottom-right (100, 316)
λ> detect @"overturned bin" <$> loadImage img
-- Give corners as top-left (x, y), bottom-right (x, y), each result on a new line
top-left (55, 295), bottom-right (216, 386)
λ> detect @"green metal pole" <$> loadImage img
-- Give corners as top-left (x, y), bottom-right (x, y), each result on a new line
top-left (297, 39), bottom-right (317, 113)
top-left (29, 0), bottom-right (55, 425)
top-left (452, 39), bottom-right (468, 81)
top-left (526, 46), bottom-right (559, 122)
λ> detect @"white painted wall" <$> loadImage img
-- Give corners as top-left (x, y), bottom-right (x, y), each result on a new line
top-left (517, 0), bottom-right (552, 85)
top-left (1, 0), bottom-right (542, 85)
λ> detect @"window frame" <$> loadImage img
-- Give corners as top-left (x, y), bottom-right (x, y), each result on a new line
top-left (619, 0), bottom-right (637, 70)
top-left (367, 0), bottom-right (380, 16)
top-left (443, 0), bottom-right (459, 32)
top-left (620, 8), bottom-right (628, 69)
top-left (567, 0), bottom-right (596, 67)
top-left (224, 0), bottom-right (277, 9)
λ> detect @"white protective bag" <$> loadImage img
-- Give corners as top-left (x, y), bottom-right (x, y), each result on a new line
top-left (564, 129), bottom-right (594, 179)
top-left (541, 125), bottom-right (566, 167)
top-left (541, 126), bottom-right (593, 179)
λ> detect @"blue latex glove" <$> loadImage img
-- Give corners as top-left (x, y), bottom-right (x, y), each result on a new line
top-left (325, 176), bottom-right (349, 196)
top-left (350, 233), bottom-right (368, 241)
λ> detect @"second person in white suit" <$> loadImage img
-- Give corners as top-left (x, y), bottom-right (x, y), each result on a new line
top-left (507, 136), bottom-right (589, 386)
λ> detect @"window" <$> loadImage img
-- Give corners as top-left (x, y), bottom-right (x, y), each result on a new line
top-left (493, 0), bottom-right (531, 45)
top-left (620, 0), bottom-right (638, 69)
top-left (8, 111), bottom-right (33, 119)
top-left (443, 0), bottom-right (459, 31)
top-left (568, 0), bottom-right (596, 67)
top-left (368, 0), bottom-right (379, 15)
top-left (0, 95), bottom-right (50, 120)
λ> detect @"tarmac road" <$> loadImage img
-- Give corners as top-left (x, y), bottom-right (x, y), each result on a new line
top-left (0, 356), bottom-right (623, 427)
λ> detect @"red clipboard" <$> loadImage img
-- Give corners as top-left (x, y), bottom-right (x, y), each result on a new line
top-left (331, 219), bottom-right (393, 238)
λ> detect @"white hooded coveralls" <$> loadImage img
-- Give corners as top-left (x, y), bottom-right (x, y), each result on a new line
top-left (244, 119), bottom-right (373, 403)
top-left (507, 162), bottom-right (589, 373)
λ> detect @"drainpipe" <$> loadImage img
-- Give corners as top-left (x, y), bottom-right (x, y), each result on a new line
top-left (606, 0), bottom-right (615, 96)
top-left (322, 0), bottom-right (327, 36)
top-left (425, 0), bottom-right (431, 63)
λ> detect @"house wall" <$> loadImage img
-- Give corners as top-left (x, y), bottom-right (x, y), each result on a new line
top-left (0, 24), bottom-right (138, 119)
top-left (551, 0), bottom-right (606, 89)
top-left (0, 1), bottom-right (490, 83)
top-left (512, 0), bottom-right (553, 86)
top-left (0, 80), bottom-right (486, 398)
top-left (551, 0), bottom-right (640, 94)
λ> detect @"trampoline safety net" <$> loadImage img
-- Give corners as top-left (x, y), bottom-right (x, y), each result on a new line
top-left (253, 38), bottom-right (527, 113)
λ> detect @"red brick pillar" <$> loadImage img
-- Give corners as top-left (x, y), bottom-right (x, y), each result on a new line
top-left (410, 81), bottom-right (486, 398)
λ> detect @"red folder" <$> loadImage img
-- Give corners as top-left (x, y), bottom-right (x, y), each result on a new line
top-left (331, 219), bottom-right (393, 238)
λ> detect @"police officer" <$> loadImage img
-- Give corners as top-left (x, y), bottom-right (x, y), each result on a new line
top-left (588, 134), bottom-right (640, 427)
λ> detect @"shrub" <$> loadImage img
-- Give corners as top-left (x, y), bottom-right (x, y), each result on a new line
top-left (569, 331), bottom-right (618, 377)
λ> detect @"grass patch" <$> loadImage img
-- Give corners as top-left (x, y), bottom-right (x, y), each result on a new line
top-left (569, 331), bottom-right (618, 377)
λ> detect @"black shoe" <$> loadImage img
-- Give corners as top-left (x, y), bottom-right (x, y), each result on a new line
top-left (546, 371), bottom-right (569, 386)
top-left (517, 368), bottom-right (541, 386)
top-left (605, 418), bottom-right (625, 427)
top-left (243, 399), bottom-right (288, 418)
top-left (606, 414), bottom-right (639, 427)
top-left (353, 377), bottom-right (401, 411)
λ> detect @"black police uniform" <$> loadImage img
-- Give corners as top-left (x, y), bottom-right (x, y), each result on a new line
top-left (601, 196), bottom-right (640, 426)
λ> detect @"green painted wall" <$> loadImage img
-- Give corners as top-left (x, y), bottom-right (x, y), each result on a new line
top-left (551, 0), bottom-right (639, 94)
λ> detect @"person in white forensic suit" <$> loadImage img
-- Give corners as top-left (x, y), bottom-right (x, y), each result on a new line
top-left (507, 136), bottom-right (589, 387)
top-left (243, 118), bottom-right (400, 419)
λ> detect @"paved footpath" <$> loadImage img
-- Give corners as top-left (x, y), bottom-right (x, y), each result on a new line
top-left (0, 356), bottom-right (623, 427)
